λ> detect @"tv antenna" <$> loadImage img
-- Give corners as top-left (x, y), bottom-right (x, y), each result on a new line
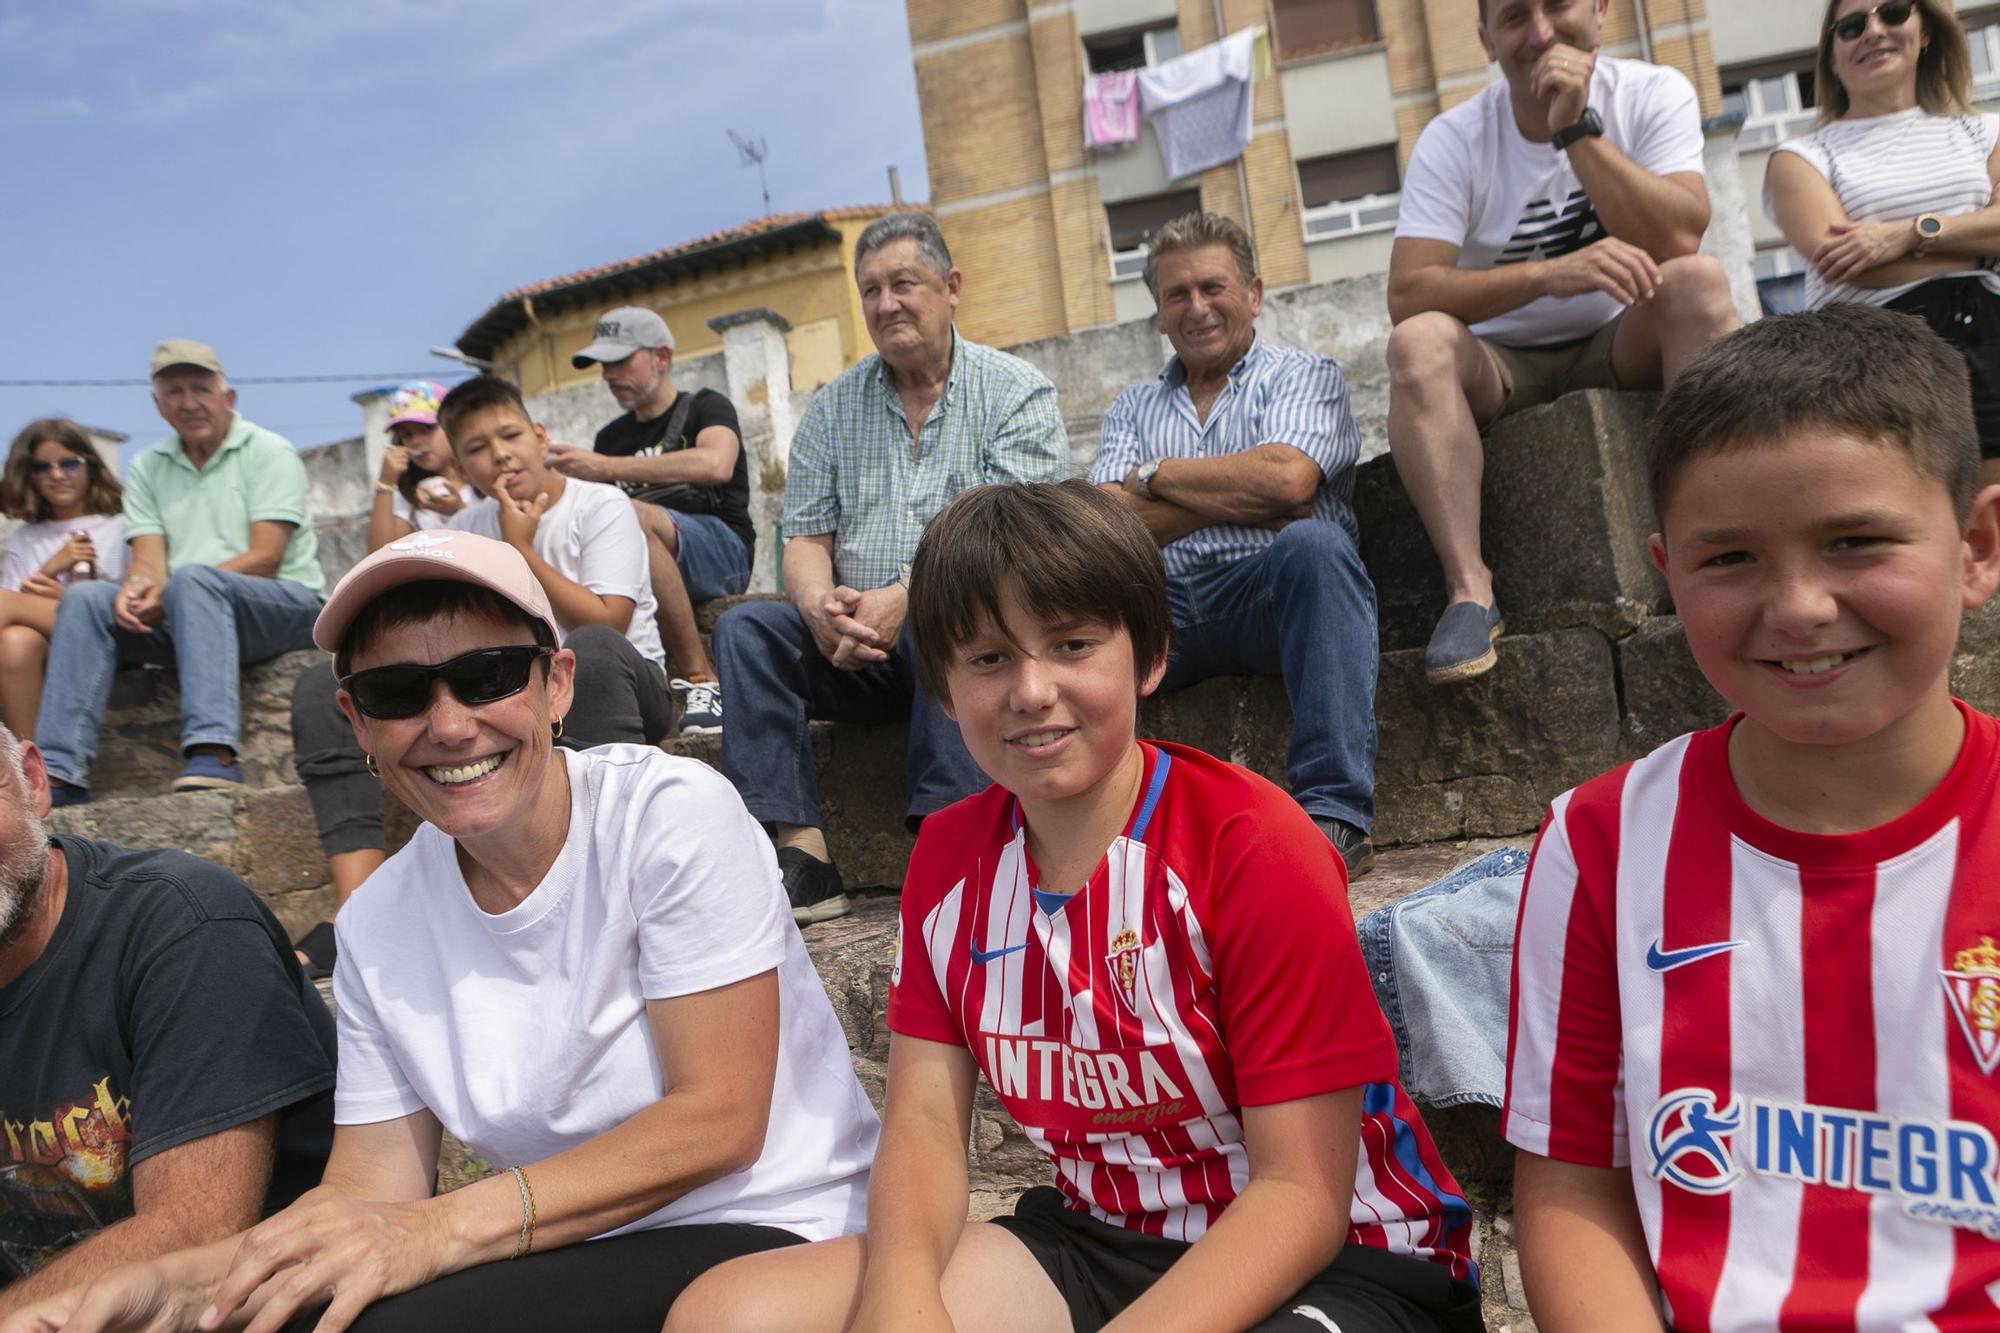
top-left (727, 129), bottom-right (771, 214)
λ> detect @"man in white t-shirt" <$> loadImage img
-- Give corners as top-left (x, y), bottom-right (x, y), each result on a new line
top-left (439, 376), bottom-right (672, 745)
top-left (1386, 0), bottom-right (1738, 685)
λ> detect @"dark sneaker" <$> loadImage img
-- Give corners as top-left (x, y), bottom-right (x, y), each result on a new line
top-left (48, 781), bottom-right (90, 809)
top-left (777, 846), bottom-right (850, 924)
top-left (1316, 818), bottom-right (1375, 879)
top-left (672, 677), bottom-right (723, 735)
top-left (1424, 600), bottom-right (1505, 686)
top-left (171, 754), bottom-right (245, 792)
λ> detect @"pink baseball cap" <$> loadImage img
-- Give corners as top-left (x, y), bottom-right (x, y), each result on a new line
top-left (384, 380), bottom-right (447, 428)
top-left (314, 530), bottom-right (560, 653)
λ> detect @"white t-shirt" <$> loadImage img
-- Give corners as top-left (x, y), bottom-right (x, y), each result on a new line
top-left (0, 514), bottom-right (127, 591)
top-left (331, 745), bottom-right (880, 1242)
top-left (1768, 109), bottom-right (2000, 308)
top-left (390, 480), bottom-right (479, 533)
top-left (450, 477), bottom-right (664, 666)
top-left (1396, 57), bottom-right (1706, 347)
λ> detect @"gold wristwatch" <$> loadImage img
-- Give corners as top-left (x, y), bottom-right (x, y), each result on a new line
top-left (1914, 214), bottom-right (1945, 254)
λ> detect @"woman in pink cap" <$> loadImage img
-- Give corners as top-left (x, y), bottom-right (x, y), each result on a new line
top-left (5, 530), bottom-right (878, 1333)
top-left (289, 381), bottom-right (480, 975)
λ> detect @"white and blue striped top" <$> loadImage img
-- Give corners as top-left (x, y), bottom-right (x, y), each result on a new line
top-left (1087, 338), bottom-right (1360, 576)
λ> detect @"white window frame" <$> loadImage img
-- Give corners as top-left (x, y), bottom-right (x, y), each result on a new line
top-left (1970, 23), bottom-right (2000, 101)
top-left (1110, 247), bottom-right (1150, 282)
top-left (1753, 246), bottom-right (1808, 282)
top-left (1301, 191), bottom-right (1402, 241)
top-left (1732, 70), bottom-right (1817, 150)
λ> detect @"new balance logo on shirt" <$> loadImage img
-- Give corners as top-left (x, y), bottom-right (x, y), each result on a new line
top-left (1496, 189), bottom-right (1605, 265)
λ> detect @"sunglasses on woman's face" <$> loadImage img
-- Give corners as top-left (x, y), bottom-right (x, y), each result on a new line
top-left (30, 457), bottom-right (86, 478)
top-left (1832, 0), bottom-right (1915, 43)
top-left (340, 645), bottom-right (553, 720)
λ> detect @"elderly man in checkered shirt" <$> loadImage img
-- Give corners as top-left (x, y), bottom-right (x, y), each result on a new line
top-left (711, 212), bottom-right (1068, 923)
top-left (1091, 211), bottom-right (1378, 879)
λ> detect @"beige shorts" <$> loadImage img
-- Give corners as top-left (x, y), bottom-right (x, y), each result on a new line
top-left (1482, 315), bottom-right (1625, 430)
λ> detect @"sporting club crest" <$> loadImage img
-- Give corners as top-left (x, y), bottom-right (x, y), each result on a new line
top-left (1648, 1089), bottom-right (1742, 1195)
top-left (1107, 926), bottom-right (1142, 1018)
top-left (1942, 936), bottom-right (2000, 1074)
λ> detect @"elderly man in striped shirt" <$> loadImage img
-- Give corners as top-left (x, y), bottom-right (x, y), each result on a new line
top-left (1091, 212), bottom-right (1378, 877)
top-left (712, 212), bottom-right (1069, 922)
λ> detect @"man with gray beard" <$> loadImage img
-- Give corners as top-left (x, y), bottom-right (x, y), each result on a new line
top-left (0, 728), bottom-right (335, 1316)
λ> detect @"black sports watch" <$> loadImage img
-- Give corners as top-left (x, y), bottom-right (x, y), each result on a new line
top-left (1553, 107), bottom-right (1605, 151)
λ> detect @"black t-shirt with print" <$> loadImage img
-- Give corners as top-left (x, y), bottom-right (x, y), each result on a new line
top-left (0, 837), bottom-right (336, 1284)
top-left (592, 388), bottom-right (754, 558)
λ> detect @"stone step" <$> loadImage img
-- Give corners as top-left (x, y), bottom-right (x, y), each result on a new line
top-left (47, 780), bottom-right (420, 939)
top-left (93, 650), bottom-right (325, 801)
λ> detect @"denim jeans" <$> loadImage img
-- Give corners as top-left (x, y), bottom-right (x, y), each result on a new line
top-left (38, 565), bottom-right (322, 788)
top-left (712, 598), bottom-right (989, 831)
top-left (1160, 519), bottom-right (1378, 830)
top-left (663, 510), bottom-right (752, 603)
top-left (1356, 846), bottom-right (1530, 1110)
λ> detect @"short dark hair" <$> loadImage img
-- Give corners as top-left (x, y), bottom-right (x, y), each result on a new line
top-left (334, 580), bottom-right (556, 678)
top-left (1648, 304), bottom-right (1979, 523)
top-left (437, 374), bottom-right (531, 443)
top-left (907, 480), bottom-right (1171, 702)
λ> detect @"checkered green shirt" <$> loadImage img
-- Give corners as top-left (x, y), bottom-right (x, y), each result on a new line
top-left (783, 330), bottom-right (1068, 590)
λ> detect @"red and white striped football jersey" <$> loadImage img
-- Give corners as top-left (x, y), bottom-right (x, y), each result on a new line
top-left (890, 742), bottom-right (1474, 1278)
top-left (1506, 703), bottom-right (2000, 1331)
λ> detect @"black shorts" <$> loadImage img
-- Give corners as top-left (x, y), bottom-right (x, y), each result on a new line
top-left (991, 1187), bottom-right (1484, 1333)
top-left (275, 1221), bottom-right (803, 1333)
top-left (1884, 276), bottom-right (2000, 460)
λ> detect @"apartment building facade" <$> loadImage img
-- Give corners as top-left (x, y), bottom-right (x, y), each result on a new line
top-left (909, 0), bottom-right (2000, 349)
top-left (906, 0), bottom-right (1721, 349)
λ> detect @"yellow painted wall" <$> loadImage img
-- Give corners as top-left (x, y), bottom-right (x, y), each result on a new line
top-left (490, 234), bottom-right (875, 398)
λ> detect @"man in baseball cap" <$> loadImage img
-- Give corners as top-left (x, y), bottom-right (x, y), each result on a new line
top-left (547, 307), bottom-right (753, 737)
top-left (36, 340), bottom-right (323, 806)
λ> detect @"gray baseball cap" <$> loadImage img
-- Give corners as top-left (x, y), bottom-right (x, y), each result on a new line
top-left (571, 307), bottom-right (675, 368)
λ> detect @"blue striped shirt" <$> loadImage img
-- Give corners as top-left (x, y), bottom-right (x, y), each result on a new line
top-left (1088, 338), bottom-right (1360, 576)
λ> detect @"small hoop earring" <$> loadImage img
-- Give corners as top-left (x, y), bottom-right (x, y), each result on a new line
top-left (552, 716), bottom-right (565, 741)
top-left (364, 754), bottom-right (380, 779)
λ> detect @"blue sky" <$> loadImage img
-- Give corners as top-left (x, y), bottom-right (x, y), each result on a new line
top-left (0, 0), bottom-right (928, 459)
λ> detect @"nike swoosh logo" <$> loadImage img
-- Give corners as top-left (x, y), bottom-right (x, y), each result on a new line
top-left (1646, 938), bottom-right (1746, 973)
top-left (970, 943), bottom-right (1027, 965)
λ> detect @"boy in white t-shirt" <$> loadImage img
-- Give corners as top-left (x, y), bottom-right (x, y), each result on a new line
top-left (1384, 0), bottom-right (1738, 688)
top-left (439, 375), bottom-right (674, 747)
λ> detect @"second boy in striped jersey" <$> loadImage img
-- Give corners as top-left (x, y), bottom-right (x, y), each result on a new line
top-left (671, 481), bottom-right (1481, 1333)
top-left (1505, 306), bottom-right (2000, 1330)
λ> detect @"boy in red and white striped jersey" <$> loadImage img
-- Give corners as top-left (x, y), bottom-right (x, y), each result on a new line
top-left (1505, 304), bottom-right (2000, 1332)
top-left (670, 480), bottom-right (1479, 1333)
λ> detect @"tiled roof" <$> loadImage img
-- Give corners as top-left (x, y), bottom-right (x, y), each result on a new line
top-left (457, 205), bottom-right (916, 362)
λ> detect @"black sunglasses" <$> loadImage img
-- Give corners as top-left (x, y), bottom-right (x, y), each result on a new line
top-left (340, 645), bottom-right (553, 720)
top-left (1832, 0), bottom-right (1915, 42)
top-left (30, 457), bottom-right (85, 477)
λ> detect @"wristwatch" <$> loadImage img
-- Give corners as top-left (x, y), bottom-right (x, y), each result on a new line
top-left (1130, 458), bottom-right (1164, 500)
top-left (1914, 213), bottom-right (1945, 254)
top-left (1552, 107), bottom-right (1605, 151)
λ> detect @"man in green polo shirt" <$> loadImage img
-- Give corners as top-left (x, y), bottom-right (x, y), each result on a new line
top-left (38, 340), bottom-right (324, 803)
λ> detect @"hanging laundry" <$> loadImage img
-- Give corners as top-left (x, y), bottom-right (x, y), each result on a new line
top-left (1083, 69), bottom-right (1142, 149)
top-left (1137, 26), bottom-right (1262, 181)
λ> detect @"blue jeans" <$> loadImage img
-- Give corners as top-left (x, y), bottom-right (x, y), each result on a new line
top-left (661, 510), bottom-right (751, 602)
top-left (37, 565), bottom-right (322, 788)
top-left (712, 599), bottom-right (989, 830)
top-left (1356, 847), bottom-right (1530, 1110)
top-left (1160, 519), bottom-right (1378, 830)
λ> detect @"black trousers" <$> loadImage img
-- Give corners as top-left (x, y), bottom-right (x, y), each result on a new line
top-left (277, 1221), bottom-right (802, 1333)
top-left (1885, 276), bottom-right (2000, 459)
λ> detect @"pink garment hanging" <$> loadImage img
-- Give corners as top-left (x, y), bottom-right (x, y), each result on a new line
top-left (1084, 69), bottom-right (1141, 149)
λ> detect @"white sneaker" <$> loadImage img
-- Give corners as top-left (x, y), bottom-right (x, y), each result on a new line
top-left (672, 677), bottom-right (723, 734)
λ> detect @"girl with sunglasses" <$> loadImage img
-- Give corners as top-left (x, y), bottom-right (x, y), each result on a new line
top-left (2, 530), bottom-right (879, 1333)
top-left (1768, 0), bottom-right (2000, 488)
top-left (0, 419), bottom-right (125, 739)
